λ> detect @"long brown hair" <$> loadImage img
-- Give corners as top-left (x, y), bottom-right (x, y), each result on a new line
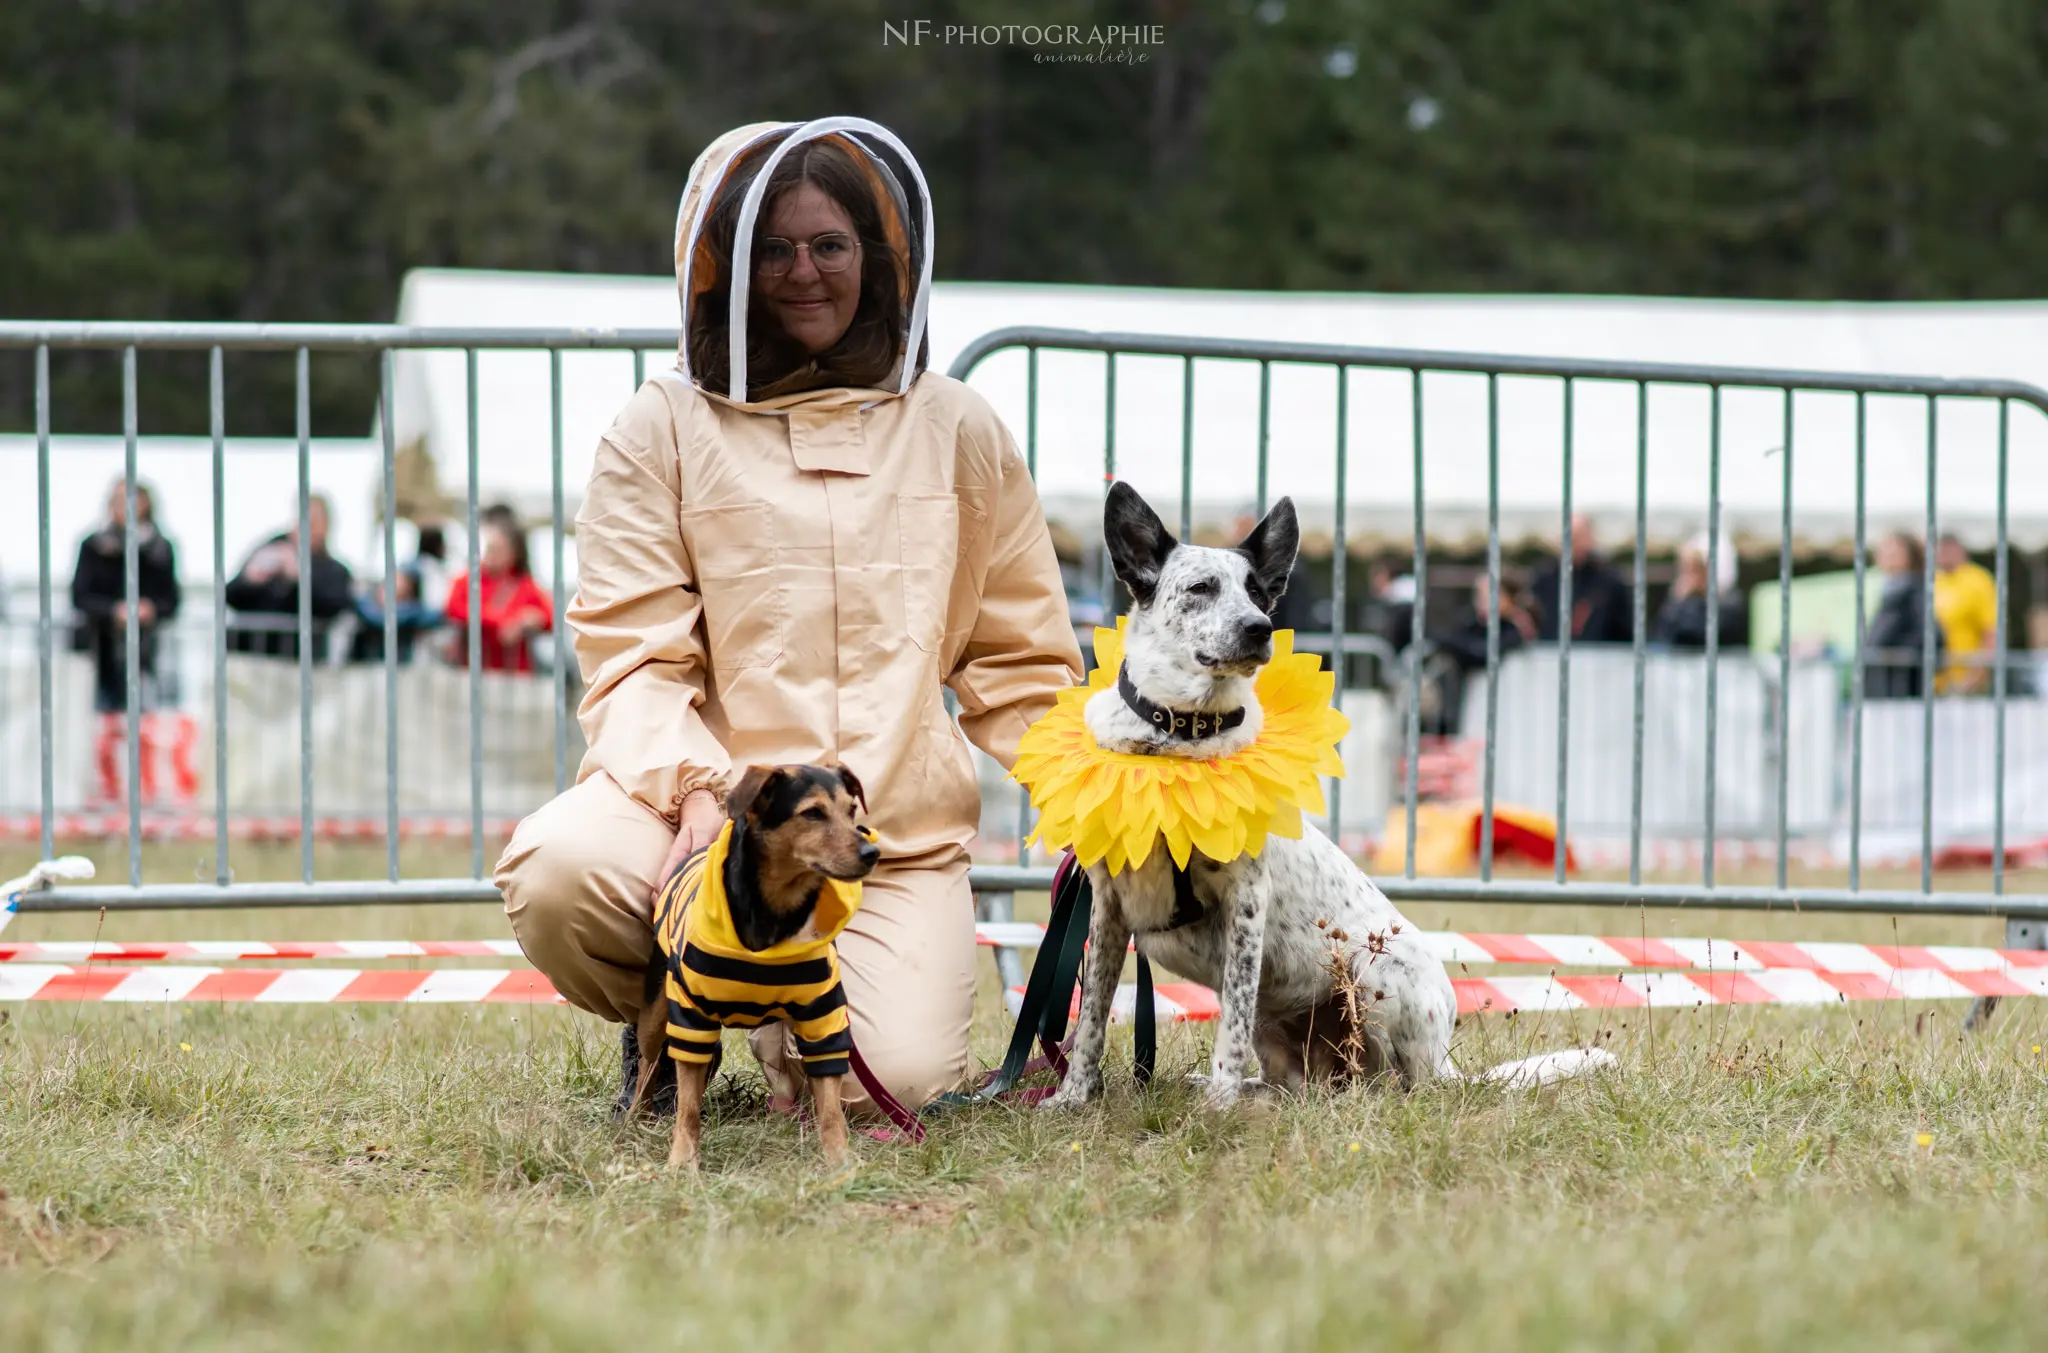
top-left (686, 135), bottom-right (908, 401)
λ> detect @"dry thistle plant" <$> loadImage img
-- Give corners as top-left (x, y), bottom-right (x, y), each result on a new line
top-left (1313, 916), bottom-right (1399, 1081)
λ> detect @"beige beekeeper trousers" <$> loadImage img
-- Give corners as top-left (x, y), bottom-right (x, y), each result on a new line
top-left (495, 771), bottom-right (977, 1114)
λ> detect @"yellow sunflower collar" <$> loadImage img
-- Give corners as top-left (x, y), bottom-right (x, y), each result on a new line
top-left (1011, 621), bottom-right (1349, 876)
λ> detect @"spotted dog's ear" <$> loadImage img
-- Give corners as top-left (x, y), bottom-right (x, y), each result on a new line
top-left (834, 763), bottom-right (868, 815)
top-left (1235, 496), bottom-right (1299, 616)
top-left (1104, 481), bottom-right (1178, 606)
top-left (724, 765), bottom-right (786, 822)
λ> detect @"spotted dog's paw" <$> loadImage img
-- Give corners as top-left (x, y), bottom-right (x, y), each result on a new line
top-left (1185, 1072), bottom-right (1266, 1112)
top-left (1040, 1068), bottom-right (1102, 1111)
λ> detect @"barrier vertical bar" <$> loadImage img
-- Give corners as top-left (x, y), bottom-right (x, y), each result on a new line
top-left (1993, 399), bottom-right (2010, 897)
top-left (1850, 393), bottom-right (1867, 891)
top-left (1920, 397), bottom-right (1937, 895)
top-left (633, 350), bottom-right (645, 391)
top-left (380, 351), bottom-right (401, 881)
top-left (35, 346), bottom-right (52, 862)
top-left (1630, 382), bottom-right (1647, 887)
top-left (1704, 385), bottom-right (1722, 889)
top-left (296, 347), bottom-right (314, 884)
top-left (467, 349), bottom-right (484, 878)
top-left (1018, 347), bottom-right (1039, 868)
top-left (1178, 357), bottom-right (1194, 540)
top-left (1100, 354), bottom-right (1117, 630)
top-left (1481, 373), bottom-right (1500, 881)
top-left (1776, 388), bottom-right (1794, 889)
top-left (210, 348), bottom-right (228, 885)
top-left (1554, 379), bottom-right (1574, 885)
top-left (1404, 369), bottom-right (1424, 879)
top-left (1330, 366), bottom-right (1348, 839)
top-left (122, 347), bottom-right (141, 886)
top-left (551, 350), bottom-right (568, 796)
top-left (1256, 361), bottom-right (1271, 516)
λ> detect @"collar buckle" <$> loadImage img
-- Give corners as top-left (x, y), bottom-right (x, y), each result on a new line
top-left (1116, 665), bottom-right (1247, 745)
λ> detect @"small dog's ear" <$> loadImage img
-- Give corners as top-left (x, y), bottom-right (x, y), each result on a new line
top-left (1104, 481), bottom-right (1177, 606)
top-left (834, 764), bottom-right (868, 814)
top-left (724, 765), bottom-right (782, 821)
top-left (1235, 496), bottom-right (1299, 615)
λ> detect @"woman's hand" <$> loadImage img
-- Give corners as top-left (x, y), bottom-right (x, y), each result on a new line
top-left (652, 787), bottom-right (725, 899)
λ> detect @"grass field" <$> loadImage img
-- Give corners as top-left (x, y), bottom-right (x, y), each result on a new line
top-left (6, 842), bottom-right (2048, 1351)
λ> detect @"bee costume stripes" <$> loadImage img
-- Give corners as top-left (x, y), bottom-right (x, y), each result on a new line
top-left (651, 820), bottom-right (865, 1078)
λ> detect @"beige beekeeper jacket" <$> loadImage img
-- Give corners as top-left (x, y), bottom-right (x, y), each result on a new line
top-left (496, 118), bottom-right (1082, 1111)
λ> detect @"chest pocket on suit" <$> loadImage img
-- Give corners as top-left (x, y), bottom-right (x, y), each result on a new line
top-left (897, 494), bottom-right (963, 655)
top-left (680, 502), bottom-right (785, 669)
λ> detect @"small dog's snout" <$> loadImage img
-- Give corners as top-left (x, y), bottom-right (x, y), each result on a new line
top-left (1240, 616), bottom-right (1274, 646)
top-left (857, 840), bottom-right (881, 868)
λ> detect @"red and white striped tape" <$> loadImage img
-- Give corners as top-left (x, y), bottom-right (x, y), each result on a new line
top-left (1012, 964), bottom-right (2048, 1026)
top-left (1416, 932), bottom-right (2048, 976)
top-left (0, 965), bottom-right (563, 1004)
top-left (12, 927), bottom-right (2048, 980)
top-left (1451, 965), bottom-right (2048, 1011)
top-left (6, 958), bottom-right (2032, 1015)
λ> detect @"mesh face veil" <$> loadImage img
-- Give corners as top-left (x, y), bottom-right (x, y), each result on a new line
top-left (673, 118), bottom-right (935, 404)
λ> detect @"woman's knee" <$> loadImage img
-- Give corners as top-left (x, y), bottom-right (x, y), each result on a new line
top-left (848, 1020), bottom-right (972, 1109)
top-left (495, 777), bottom-right (670, 1023)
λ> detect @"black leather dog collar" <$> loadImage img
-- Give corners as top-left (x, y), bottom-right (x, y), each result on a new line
top-left (1116, 665), bottom-right (1247, 743)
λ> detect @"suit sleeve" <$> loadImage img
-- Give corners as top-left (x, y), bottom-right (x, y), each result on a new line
top-left (569, 407), bottom-right (731, 821)
top-left (947, 413), bottom-right (1084, 771)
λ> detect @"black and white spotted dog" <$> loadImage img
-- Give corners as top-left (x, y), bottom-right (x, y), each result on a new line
top-left (1044, 484), bottom-right (1615, 1112)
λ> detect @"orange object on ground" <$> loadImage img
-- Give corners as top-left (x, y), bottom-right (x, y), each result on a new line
top-left (1371, 802), bottom-right (1575, 877)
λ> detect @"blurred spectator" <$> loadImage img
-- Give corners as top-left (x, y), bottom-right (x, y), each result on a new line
top-left (72, 480), bottom-right (195, 803)
top-left (72, 479), bottom-right (180, 713)
top-left (443, 504), bottom-right (553, 674)
top-left (1863, 532), bottom-right (1943, 699)
top-left (1932, 532), bottom-right (1998, 695)
top-left (1362, 561), bottom-right (1415, 654)
top-left (1530, 514), bottom-right (1633, 644)
top-left (351, 523), bottom-right (449, 665)
top-left (1653, 534), bottom-right (1749, 649)
top-left (412, 521), bottom-right (451, 615)
top-left (1421, 574), bottom-right (1536, 735)
top-left (226, 495), bottom-right (356, 661)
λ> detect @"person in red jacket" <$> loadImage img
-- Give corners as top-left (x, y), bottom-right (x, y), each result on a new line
top-left (444, 505), bottom-right (553, 674)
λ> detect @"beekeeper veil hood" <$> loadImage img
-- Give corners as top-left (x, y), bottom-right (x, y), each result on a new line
top-left (674, 118), bottom-right (934, 405)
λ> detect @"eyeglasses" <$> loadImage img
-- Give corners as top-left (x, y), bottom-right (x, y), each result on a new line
top-left (756, 232), bottom-right (860, 277)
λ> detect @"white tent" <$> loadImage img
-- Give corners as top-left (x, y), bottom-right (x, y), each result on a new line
top-left (389, 268), bottom-right (2048, 555)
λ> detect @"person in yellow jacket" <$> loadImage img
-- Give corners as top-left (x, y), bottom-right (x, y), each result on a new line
top-left (495, 118), bottom-right (1083, 1116)
top-left (1933, 532), bottom-right (1999, 695)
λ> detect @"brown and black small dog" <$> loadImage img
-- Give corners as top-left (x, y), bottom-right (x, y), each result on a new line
top-left (628, 762), bottom-right (878, 1172)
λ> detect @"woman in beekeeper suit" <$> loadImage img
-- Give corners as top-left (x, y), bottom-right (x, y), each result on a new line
top-left (496, 119), bottom-right (1082, 1115)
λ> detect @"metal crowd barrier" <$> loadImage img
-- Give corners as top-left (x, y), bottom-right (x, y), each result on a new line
top-left (947, 328), bottom-right (2048, 938)
top-left (2, 322), bottom-right (2045, 959)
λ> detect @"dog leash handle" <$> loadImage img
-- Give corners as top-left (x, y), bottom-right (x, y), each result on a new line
top-left (929, 852), bottom-right (1090, 1110)
top-left (1133, 952), bottom-right (1156, 1086)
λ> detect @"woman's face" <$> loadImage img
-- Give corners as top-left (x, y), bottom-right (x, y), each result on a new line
top-left (107, 485), bottom-right (150, 526)
top-left (756, 182), bottom-right (862, 356)
top-left (481, 523), bottom-right (517, 576)
top-left (1876, 537), bottom-right (1909, 577)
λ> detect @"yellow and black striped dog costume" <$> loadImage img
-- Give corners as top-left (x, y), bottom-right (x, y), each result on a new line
top-left (650, 820), bottom-right (864, 1079)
